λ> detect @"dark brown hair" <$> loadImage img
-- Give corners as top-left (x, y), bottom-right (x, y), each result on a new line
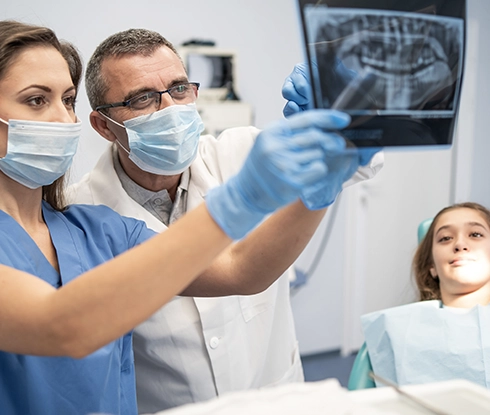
top-left (0, 20), bottom-right (83, 210)
top-left (413, 202), bottom-right (490, 301)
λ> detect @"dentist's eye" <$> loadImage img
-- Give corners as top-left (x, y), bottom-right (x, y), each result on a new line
top-left (129, 92), bottom-right (157, 110)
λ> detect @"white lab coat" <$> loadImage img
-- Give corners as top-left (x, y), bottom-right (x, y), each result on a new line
top-left (68, 127), bottom-right (303, 413)
top-left (68, 126), bottom-right (383, 413)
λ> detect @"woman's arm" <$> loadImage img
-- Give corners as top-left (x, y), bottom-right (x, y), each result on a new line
top-left (0, 110), bottom-right (361, 358)
top-left (0, 204), bottom-right (230, 358)
top-left (181, 200), bottom-right (327, 296)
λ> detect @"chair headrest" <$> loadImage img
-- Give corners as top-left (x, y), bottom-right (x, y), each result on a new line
top-left (417, 218), bottom-right (433, 244)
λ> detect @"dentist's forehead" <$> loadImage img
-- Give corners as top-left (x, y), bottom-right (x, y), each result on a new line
top-left (101, 46), bottom-right (186, 100)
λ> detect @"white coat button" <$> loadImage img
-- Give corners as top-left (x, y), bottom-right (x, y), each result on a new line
top-left (210, 337), bottom-right (220, 349)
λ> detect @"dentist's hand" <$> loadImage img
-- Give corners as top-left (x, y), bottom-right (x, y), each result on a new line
top-left (205, 110), bottom-right (351, 239)
top-left (282, 60), bottom-right (358, 116)
top-left (300, 144), bottom-right (380, 210)
top-left (282, 63), bottom-right (313, 117)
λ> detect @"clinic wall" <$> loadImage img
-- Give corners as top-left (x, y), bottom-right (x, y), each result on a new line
top-left (468, 0), bottom-right (490, 207)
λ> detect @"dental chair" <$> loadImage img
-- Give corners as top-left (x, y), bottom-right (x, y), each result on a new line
top-left (346, 218), bottom-right (433, 391)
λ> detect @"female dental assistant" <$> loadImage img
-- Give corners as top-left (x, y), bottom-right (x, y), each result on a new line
top-left (0, 20), bottom-right (362, 415)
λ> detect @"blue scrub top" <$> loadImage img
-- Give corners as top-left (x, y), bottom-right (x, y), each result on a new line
top-left (0, 202), bottom-right (156, 415)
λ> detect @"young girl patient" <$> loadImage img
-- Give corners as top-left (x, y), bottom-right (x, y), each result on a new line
top-left (362, 202), bottom-right (490, 387)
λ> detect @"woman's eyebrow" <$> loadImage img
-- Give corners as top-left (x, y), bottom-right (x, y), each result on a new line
top-left (18, 84), bottom-right (52, 94)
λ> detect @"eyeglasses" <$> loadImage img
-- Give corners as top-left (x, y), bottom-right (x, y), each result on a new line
top-left (96, 82), bottom-right (200, 112)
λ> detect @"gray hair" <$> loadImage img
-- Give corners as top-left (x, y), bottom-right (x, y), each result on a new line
top-left (85, 28), bottom-right (183, 110)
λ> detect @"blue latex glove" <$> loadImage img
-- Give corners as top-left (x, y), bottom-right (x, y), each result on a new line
top-left (300, 144), bottom-right (380, 210)
top-left (282, 61), bottom-right (358, 116)
top-left (358, 147), bottom-right (380, 166)
top-left (282, 63), bottom-right (313, 117)
top-left (205, 110), bottom-right (351, 239)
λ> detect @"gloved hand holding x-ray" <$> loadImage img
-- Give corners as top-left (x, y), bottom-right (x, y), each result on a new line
top-left (282, 60), bottom-right (357, 117)
top-left (296, 0), bottom-right (466, 148)
top-left (282, 63), bottom-right (382, 208)
top-left (282, 63), bottom-right (313, 117)
top-left (206, 110), bottom-right (368, 237)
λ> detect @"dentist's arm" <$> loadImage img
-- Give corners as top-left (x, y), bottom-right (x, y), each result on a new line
top-left (182, 110), bottom-right (360, 296)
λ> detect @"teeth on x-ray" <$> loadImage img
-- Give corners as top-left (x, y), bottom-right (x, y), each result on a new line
top-left (305, 8), bottom-right (463, 114)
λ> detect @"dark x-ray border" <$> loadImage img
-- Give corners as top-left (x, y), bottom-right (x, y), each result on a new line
top-left (296, 0), bottom-right (467, 149)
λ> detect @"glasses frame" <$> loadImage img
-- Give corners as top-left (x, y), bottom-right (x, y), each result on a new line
top-left (95, 82), bottom-right (200, 112)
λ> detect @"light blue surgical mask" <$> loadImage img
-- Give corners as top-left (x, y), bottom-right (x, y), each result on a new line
top-left (0, 117), bottom-right (81, 189)
top-left (105, 103), bottom-right (205, 175)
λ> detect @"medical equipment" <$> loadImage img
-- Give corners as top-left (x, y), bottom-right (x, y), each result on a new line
top-left (179, 42), bottom-right (238, 102)
top-left (117, 103), bottom-right (204, 175)
top-left (370, 372), bottom-right (449, 415)
top-left (0, 118), bottom-right (81, 189)
top-left (296, 0), bottom-right (467, 148)
top-left (178, 43), bottom-right (253, 136)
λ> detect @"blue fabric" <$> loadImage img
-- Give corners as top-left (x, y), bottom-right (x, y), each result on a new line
top-left (361, 301), bottom-right (490, 388)
top-left (0, 201), bottom-right (156, 415)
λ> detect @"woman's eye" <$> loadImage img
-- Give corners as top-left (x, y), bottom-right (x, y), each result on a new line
top-left (27, 96), bottom-right (46, 107)
top-left (63, 96), bottom-right (76, 108)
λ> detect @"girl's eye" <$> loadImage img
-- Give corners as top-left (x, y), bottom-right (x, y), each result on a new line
top-left (438, 236), bottom-right (451, 243)
top-left (470, 232), bottom-right (483, 238)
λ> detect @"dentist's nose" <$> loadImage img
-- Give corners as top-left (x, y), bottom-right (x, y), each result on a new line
top-left (158, 93), bottom-right (174, 111)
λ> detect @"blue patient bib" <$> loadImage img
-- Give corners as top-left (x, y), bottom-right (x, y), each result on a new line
top-left (361, 301), bottom-right (490, 388)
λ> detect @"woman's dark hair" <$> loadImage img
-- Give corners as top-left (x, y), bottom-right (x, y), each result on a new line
top-left (0, 20), bottom-right (83, 210)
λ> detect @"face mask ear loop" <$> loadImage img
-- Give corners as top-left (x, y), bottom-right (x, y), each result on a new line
top-left (97, 110), bottom-right (126, 129)
top-left (97, 111), bottom-right (131, 155)
top-left (115, 139), bottom-right (131, 155)
top-left (0, 117), bottom-right (8, 160)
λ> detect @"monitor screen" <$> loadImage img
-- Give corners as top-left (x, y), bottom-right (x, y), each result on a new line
top-left (186, 54), bottom-right (232, 89)
top-left (297, 0), bottom-right (466, 148)
top-left (179, 46), bottom-right (236, 101)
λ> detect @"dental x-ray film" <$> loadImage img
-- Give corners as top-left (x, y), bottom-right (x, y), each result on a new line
top-left (297, 0), bottom-right (466, 148)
